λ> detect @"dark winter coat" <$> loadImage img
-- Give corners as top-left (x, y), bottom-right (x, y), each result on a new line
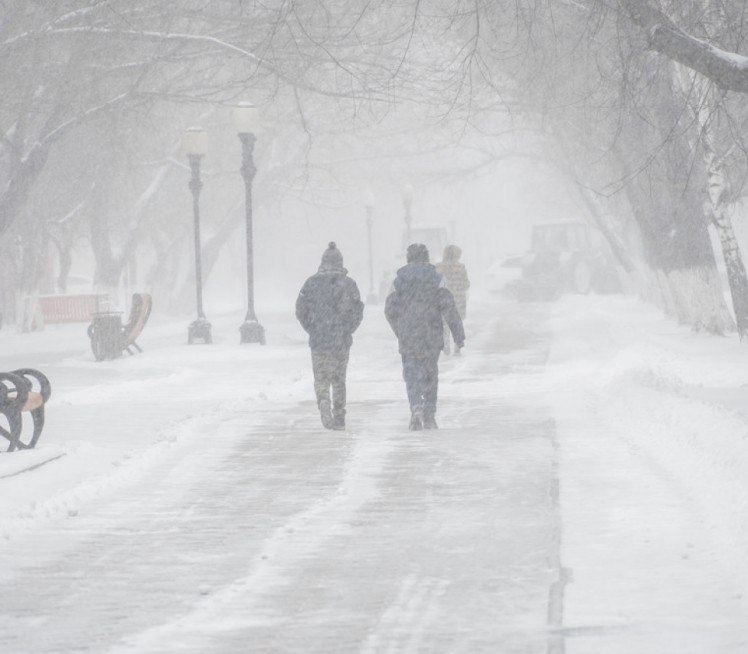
top-left (296, 268), bottom-right (364, 352)
top-left (384, 263), bottom-right (465, 356)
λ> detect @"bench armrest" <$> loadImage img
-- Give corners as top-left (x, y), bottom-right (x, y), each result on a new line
top-left (0, 372), bottom-right (30, 412)
top-left (11, 368), bottom-right (52, 403)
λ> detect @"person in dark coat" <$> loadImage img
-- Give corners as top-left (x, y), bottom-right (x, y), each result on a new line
top-left (384, 243), bottom-right (465, 430)
top-left (296, 242), bottom-right (364, 430)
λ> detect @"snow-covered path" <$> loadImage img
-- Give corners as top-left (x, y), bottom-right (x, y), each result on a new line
top-left (0, 297), bottom-right (561, 653)
top-left (2, 292), bottom-right (748, 652)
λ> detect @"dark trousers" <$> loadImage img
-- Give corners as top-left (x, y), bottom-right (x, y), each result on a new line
top-left (401, 352), bottom-right (440, 417)
top-left (311, 349), bottom-right (350, 419)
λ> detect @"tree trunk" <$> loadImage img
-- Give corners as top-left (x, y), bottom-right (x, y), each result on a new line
top-left (711, 193), bottom-right (748, 338)
top-left (676, 55), bottom-right (748, 339)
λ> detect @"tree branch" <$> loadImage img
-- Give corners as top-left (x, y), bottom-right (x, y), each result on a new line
top-left (617, 0), bottom-right (748, 93)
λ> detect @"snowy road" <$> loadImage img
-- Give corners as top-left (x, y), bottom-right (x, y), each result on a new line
top-left (7, 292), bottom-right (748, 652)
top-left (0, 300), bottom-right (563, 653)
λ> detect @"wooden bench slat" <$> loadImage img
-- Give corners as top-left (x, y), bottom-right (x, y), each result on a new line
top-left (39, 294), bottom-right (109, 324)
top-left (6, 392), bottom-right (44, 412)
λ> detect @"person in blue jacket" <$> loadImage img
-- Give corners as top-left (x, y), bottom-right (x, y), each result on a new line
top-left (296, 242), bottom-right (364, 430)
top-left (384, 243), bottom-right (465, 430)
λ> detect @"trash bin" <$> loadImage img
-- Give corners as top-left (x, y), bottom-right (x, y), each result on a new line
top-left (88, 312), bottom-right (123, 361)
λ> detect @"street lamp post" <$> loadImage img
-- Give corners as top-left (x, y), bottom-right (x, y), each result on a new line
top-left (233, 102), bottom-right (265, 345)
top-left (402, 182), bottom-right (414, 246)
top-left (183, 127), bottom-right (212, 345)
top-left (363, 189), bottom-right (377, 304)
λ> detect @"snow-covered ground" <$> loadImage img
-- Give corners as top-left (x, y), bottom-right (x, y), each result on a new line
top-left (547, 296), bottom-right (748, 652)
top-left (1, 289), bottom-right (748, 652)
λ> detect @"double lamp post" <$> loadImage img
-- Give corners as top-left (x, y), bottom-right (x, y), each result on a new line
top-left (183, 127), bottom-right (211, 345)
top-left (183, 103), bottom-right (265, 346)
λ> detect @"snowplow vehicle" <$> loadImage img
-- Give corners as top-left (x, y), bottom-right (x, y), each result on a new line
top-left (508, 221), bottom-right (619, 301)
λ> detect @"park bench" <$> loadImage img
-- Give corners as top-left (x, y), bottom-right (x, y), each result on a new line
top-left (122, 293), bottom-right (152, 355)
top-left (0, 369), bottom-right (52, 452)
top-left (39, 293), bottom-right (108, 323)
top-left (87, 293), bottom-right (152, 361)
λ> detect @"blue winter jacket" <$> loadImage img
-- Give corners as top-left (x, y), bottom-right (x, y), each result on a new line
top-left (384, 263), bottom-right (465, 356)
top-left (296, 268), bottom-right (364, 352)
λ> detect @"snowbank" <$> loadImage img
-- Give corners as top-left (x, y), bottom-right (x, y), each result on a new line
top-left (547, 296), bottom-right (748, 651)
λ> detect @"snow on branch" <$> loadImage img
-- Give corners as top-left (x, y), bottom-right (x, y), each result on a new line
top-left (619, 0), bottom-right (748, 93)
top-left (30, 27), bottom-right (264, 65)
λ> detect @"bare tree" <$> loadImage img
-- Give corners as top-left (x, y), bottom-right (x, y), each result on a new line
top-left (8, 0), bottom-right (748, 335)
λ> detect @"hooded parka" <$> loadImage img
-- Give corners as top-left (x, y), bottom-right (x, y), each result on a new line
top-left (384, 262), bottom-right (465, 356)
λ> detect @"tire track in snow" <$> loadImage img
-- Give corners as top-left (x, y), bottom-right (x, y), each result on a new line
top-left (360, 572), bottom-right (450, 654)
top-left (107, 421), bottom-right (393, 652)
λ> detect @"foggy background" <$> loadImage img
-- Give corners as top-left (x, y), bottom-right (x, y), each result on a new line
top-left (4, 1), bottom-right (748, 338)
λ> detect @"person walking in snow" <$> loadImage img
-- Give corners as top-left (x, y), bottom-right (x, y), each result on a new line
top-left (385, 243), bottom-right (465, 431)
top-left (435, 244), bottom-right (470, 355)
top-left (296, 242), bottom-right (364, 430)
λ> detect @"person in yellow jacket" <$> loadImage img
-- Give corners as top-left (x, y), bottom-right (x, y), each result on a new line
top-left (435, 244), bottom-right (470, 354)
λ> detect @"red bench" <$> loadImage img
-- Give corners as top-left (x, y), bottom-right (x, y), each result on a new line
top-left (0, 369), bottom-right (51, 451)
top-left (39, 294), bottom-right (109, 323)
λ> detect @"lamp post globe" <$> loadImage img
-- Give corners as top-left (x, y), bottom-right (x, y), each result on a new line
top-left (233, 103), bottom-right (265, 345)
top-left (363, 188), bottom-right (377, 304)
top-left (183, 127), bottom-right (212, 345)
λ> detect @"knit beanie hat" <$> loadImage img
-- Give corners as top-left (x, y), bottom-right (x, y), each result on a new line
top-left (406, 243), bottom-right (429, 264)
top-left (319, 241), bottom-right (344, 271)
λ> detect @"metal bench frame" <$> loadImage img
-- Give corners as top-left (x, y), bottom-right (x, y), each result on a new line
top-left (0, 369), bottom-right (52, 452)
top-left (87, 293), bottom-right (152, 361)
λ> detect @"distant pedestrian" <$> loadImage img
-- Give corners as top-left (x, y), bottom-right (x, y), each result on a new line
top-left (435, 244), bottom-right (470, 354)
top-left (385, 243), bottom-right (465, 430)
top-left (296, 242), bottom-right (364, 430)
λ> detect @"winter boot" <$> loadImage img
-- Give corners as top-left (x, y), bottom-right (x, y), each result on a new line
top-left (423, 414), bottom-right (438, 430)
top-left (332, 413), bottom-right (346, 431)
top-left (409, 405), bottom-right (424, 431)
top-left (319, 399), bottom-right (334, 429)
